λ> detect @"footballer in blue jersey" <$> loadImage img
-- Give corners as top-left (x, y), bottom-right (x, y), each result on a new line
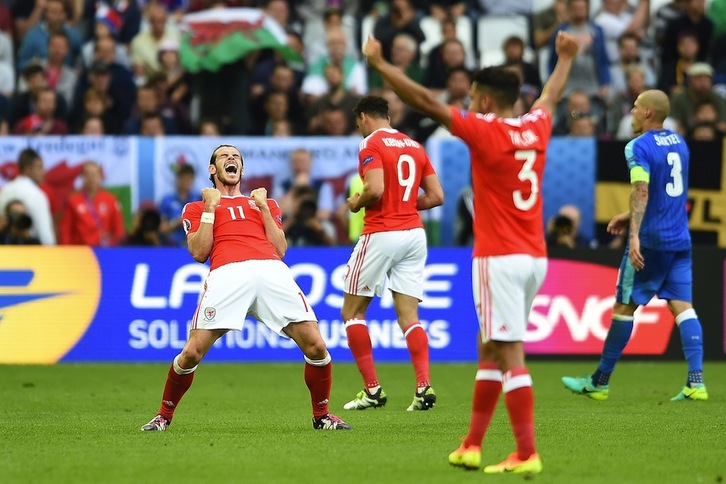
top-left (562, 90), bottom-right (707, 402)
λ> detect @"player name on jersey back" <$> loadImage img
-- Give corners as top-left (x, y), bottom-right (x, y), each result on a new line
top-left (652, 133), bottom-right (682, 146)
top-left (508, 129), bottom-right (540, 147)
top-left (380, 137), bottom-right (421, 149)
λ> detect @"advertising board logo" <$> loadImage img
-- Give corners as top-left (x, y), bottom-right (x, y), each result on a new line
top-left (0, 248), bottom-right (101, 363)
top-left (526, 260), bottom-right (674, 355)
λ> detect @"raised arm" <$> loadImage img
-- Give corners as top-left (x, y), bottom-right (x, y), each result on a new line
top-left (363, 35), bottom-right (453, 130)
top-left (532, 31), bottom-right (579, 117)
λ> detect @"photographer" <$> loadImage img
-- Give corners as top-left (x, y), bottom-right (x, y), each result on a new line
top-left (0, 200), bottom-right (41, 245)
top-left (283, 186), bottom-right (335, 247)
top-left (546, 204), bottom-right (598, 249)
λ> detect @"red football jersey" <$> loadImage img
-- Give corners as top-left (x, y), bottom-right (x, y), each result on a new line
top-left (449, 106), bottom-right (552, 258)
top-left (358, 128), bottom-right (436, 234)
top-left (183, 195), bottom-right (283, 270)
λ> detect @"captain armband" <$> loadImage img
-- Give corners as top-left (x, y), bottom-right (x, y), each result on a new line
top-left (629, 166), bottom-right (650, 184)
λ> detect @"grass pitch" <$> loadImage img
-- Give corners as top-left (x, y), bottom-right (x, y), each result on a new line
top-left (1, 362), bottom-right (725, 484)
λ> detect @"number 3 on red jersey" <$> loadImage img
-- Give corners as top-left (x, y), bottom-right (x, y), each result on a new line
top-left (513, 150), bottom-right (538, 211)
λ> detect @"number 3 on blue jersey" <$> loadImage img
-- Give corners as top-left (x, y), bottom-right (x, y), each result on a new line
top-left (666, 152), bottom-right (683, 197)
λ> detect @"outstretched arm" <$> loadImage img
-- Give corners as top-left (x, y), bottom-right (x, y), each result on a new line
top-left (532, 31), bottom-right (579, 117)
top-left (363, 35), bottom-right (453, 130)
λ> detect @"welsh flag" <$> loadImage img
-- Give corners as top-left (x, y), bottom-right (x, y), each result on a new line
top-left (179, 8), bottom-right (303, 73)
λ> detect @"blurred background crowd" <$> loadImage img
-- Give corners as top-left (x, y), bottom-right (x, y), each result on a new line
top-left (0, 0), bottom-right (723, 249)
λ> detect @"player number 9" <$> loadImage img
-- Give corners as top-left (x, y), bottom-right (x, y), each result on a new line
top-left (397, 154), bottom-right (416, 202)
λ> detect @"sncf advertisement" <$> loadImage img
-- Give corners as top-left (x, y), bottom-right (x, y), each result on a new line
top-left (0, 247), bottom-right (723, 364)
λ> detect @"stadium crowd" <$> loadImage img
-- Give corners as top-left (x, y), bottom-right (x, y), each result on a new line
top-left (0, 0), bottom-right (724, 247)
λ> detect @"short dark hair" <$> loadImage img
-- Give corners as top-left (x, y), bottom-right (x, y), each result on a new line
top-left (22, 63), bottom-right (44, 80)
top-left (503, 35), bottom-right (524, 50)
top-left (618, 32), bottom-right (640, 47)
top-left (447, 66), bottom-right (471, 81)
top-left (208, 144), bottom-right (242, 187)
top-left (472, 67), bottom-right (521, 109)
top-left (17, 148), bottom-right (41, 173)
top-left (49, 29), bottom-right (70, 44)
top-left (177, 164), bottom-right (196, 177)
top-left (353, 95), bottom-right (388, 119)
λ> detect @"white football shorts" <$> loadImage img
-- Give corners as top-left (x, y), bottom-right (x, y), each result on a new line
top-left (192, 259), bottom-right (316, 334)
top-left (473, 254), bottom-right (547, 343)
top-left (343, 228), bottom-right (427, 300)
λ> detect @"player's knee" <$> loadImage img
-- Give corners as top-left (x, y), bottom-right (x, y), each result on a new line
top-left (180, 347), bottom-right (204, 367)
top-left (302, 339), bottom-right (327, 360)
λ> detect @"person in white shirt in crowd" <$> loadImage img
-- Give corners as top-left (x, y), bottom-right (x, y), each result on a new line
top-left (301, 28), bottom-right (367, 98)
top-left (593, 0), bottom-right (651, 64)
top-left (0, 148), bottom-right (56, 245)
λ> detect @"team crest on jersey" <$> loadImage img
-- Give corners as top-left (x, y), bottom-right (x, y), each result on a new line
top-left (248, 199), bottom-right (260, 211)
top-left (182, 218), bottom-right (191, 233)
top-left (203, 307), bottom-right (216, 321)
top-left (362, 156), bottom-right (374, 167)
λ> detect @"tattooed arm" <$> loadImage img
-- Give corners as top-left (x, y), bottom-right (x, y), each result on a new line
top-left (628, 181), bottom-right (649, 270)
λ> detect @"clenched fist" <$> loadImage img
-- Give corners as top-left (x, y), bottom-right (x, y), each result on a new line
top-left (250, 188), bottom-right (268, 209)
top-left (202, 187), bottom-right (221, 212)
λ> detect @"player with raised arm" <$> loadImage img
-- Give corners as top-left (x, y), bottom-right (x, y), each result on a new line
top-left (562, 90), bottom-right (707, 401)
top-left (341, 95), bottom-right (444, 412)
top-left (363, 31), bottom-right (579, 474)
top-left (140, 144), bottom-right (351, 432)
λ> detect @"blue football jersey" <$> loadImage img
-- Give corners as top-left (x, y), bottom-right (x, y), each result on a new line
top-left (624, 130), bottom-right (691, 251)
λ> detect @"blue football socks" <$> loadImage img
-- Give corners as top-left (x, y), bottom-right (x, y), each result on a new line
top-left (676, 309), bottom-right (704, 387)
top-left (592, 315), bottom-right (634, 387)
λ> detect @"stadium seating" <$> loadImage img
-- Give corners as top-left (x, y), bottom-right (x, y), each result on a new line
top-left (415, 16), bottom-right (476, 69)
top-left (477, 15), bottom-right (530, 54)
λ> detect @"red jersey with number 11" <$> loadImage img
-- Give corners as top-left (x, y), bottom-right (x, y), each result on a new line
top-left (449, 106), bottom-right (552, 258)
top-left (182, 195), bottom-right (282, 270)
top-left (358, 128), bottom-right (436, 235)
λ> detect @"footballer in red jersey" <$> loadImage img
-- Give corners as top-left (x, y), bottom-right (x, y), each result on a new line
top-left (341, 95), bottom-right (444, 412)
top-left (363, 32), bottom-right (580, 473)
top-left (141, 145), bottom-right (351, 432)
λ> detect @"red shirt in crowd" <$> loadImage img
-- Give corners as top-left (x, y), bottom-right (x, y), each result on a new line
top-left (59, 190), bottom-right (126, 246)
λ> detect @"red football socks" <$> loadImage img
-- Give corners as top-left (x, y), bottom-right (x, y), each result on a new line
top-left (463, 361), bottom-right (502, 448)
top-left (403, 322), bottom-right (430, 389)
top-left (304, 354), bottom-right (332, 418)
top-left (158, 361), bottom-right (195, 421)
top-left (345, 320), bottom-right (380, 390)
top-left (503, 367), bottom-right (536, 460)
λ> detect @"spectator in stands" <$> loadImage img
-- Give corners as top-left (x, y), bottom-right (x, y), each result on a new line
top-left (253, 89), bottom-right (291, 135)
top-left (251, 63), bottom-right (304, 135)
top-left (0, 23), bottom-right (13, 98)
top-left (549, 0), bottom-right (611, 101)
top-left (670, 62), bottom-right (726, 135)
top-left (426, 1), bottom-right (471, 20)
top-left (274, 148), bottom-right (336, 237)
top-left (593, 0), bottom-right (650, 64)
top-left (82, 0), bottom-right (141, 46)
top-left (608, 65), bottom-right (647, 138)
top-left (305, 63), bottom-right (361, 135)
top-left (74, 87), bottom-right (117, 133)
top-left (130, 3), bottom-right (180, 83)
top-left (534, 0), bottom-right (568, 49)
top-left (658, 31), bottom-right (699, 95)
top-left (0, 200), bottom-right (42, 245)
top-left (13, 88), bottom-right (69, 135)
top-left (159, 164), bottom-right (199, 247)
top-left (478, 0), bottom-right (530, 15)
top-left (12, 0), bottom-right (44, 42)
top-left (372, 0), bottom-right (425, 62)
top-left (546, 204), bottom-right (595, 249)
top-left (424, 38), bottom-right (466, 90)
top-left (301, 28), bottom-right (367, 98)
top-left (139, 111), bottom-right (166, 136)
top-left (661, 0), bottom-right (713, 66)
top-left (0, 149), bottom-right (56, 245)
top-left (147, 70), bottom-right (193, 135)
top-left (569, 115), bottom-right (596, 136)
top-left (0, 95), bottom-right (9, 134)
top-left (554, 89), bottom-right (605, 136)
top-left (502, 35), bottom-right (541, 90)
top-left (301, 6), bottom-right (358, 65)
top-left (59, 161), bottom-right (126, 246)
top-left (17, 0), bottom-right (82, 70)
top-left (80, 115), bottom-right (105, 135)
top-left (72, 61), bottom-right (127, 133)
top-left (369, 33), bottom-right (423, 89)
top-left (18, 31), bottom-right (77, 109)
top-left (425, 17), bottom-right (456, 73)
top-left (283, 186), bottom-right (336, 247)
top-left (198, 118), bottom-right (221, 136)
top-left (653, 0), bottom-right (687, 48)
top-left (122, 84), bottom-right (177, 134)
top-left (125, 203), bottom-right (170, 246)
top-left (311, 105), bottom-right (353, 136)
top-left (688, 120), bottom-right (719, 140)
top-left (609, 32), bottom-right (655, 101)
top-left (79, 6), bottom-right (132, 70)
top-left (271, 119), bottom-right (293, 136)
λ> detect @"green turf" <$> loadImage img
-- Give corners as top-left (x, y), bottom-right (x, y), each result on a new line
top-left (1, 362), bottom-right (725, 484)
